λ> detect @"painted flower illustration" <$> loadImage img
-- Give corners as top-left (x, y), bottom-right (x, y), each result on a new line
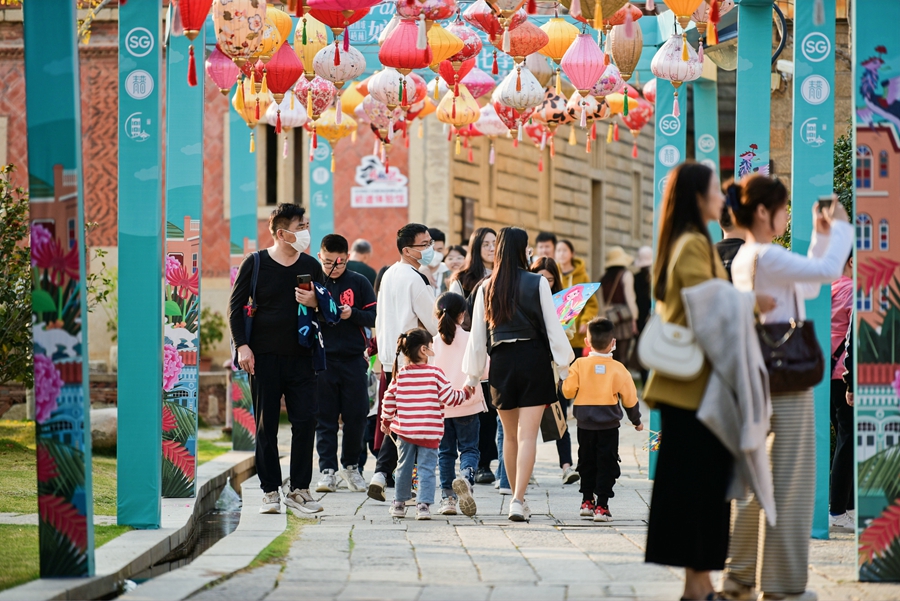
top-left (248, 14), bottom-right (263, 32)
top-left (163, 345), bottom-right (185, 392)
top-left (34, 353), bottom-right (63, 423)
top-left (231, 382), bottom-right (243, 401)
top-left (166, 255), bottom-right (182, 274)
top-left (166, 264), bottom-right (200, 299)
top-left (892, 369), bottom-right (900, 399)
top-left (31, 224), bottom-right (79, 286)
top-left (230, 266), bottom-right (239, 287)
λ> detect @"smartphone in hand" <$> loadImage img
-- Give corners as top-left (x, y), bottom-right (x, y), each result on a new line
top-left (297, 274), bottom-right (312, 291)
top-left (817, 195), bottom-right (834, 211)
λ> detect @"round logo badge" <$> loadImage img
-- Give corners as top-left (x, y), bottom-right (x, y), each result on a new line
top-left (313, 146), bottom-right (330, 161)
top-left (697, 134), bottom-right (716, 153)
top-left (125, 70), bottom-right (154, 100)
top-left (801, 32), bottom-right (831, 63)
top-left (312, 167), bottom-right (331, 185)
top-left (126, 27), bottom-right (154, 58)
top-left (800, 75), bottom-right (830, 106)
top-left (658, 114), bottom-right (681, 137)
top-left (658, 145), bottom-right (681, 167)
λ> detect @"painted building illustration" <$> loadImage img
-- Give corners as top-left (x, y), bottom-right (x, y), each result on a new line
top-left (29, 164), bottom-right (79, 247)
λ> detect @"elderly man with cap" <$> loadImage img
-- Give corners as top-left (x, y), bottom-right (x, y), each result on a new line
top-left (599, 246), bottom-right (640, 364)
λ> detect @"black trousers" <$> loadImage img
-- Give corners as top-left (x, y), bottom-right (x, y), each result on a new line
top-left (830, 378), bottom-right (855, 514)
top-left (316, 356), bottom-right (369, 472)
top-left (578, 427), bottom-right (620, 506)
top-left (251, 353), bottom-right (317, 493)
top-left (478, 382), bottom-right (498, 469)
top-left (374, 369), bottom-right (398, 476)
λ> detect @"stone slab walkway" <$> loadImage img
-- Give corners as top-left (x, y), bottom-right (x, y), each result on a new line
top-left (195, 413), bottom-right (899, 601)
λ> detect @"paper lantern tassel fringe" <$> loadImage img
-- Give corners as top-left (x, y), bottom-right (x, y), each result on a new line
top-left (187, 45), bottom-right (198, 86)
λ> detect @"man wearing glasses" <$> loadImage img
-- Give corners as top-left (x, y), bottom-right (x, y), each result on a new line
top-left (229, 204), bottom-right (325, 516)
top-left (314, 234), bottom-right (377, 495)
top-left (367, 223), bottom-right (440, 502)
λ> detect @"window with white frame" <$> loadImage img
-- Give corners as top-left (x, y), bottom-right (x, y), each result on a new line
top-left (880, 219), bottom-right (890, 251)
top-left (858, 286), bottom-right (873, 311)
top-left (857, 145), bottom-right (873, 188)
top-left (858, 214), bottom-right (873, 251)
top-left (882, 286), bottom-right (892, 312)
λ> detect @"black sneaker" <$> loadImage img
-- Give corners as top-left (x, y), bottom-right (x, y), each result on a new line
top-left (475, 467), bottom-right (496, 484)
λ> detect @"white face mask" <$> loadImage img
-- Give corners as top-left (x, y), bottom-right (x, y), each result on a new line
top-left (429, 251), bottom-right (444, 268)
top-left (283, 229), bottom-right (310, 253)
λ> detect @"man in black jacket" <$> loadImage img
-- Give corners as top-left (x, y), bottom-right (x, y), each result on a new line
top-left (229, 204), bottom-right (324, 516)
top-left (314, 234), bottom-right (377, 494)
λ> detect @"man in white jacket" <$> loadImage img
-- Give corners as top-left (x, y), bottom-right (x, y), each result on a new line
top-left (367, 223), bottom-right (440, 502)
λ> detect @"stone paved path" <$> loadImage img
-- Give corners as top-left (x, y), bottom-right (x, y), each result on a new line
top-left (193, 410), bottom-right (900, 601)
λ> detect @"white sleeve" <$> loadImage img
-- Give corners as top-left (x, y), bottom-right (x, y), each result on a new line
top-left (539, 277), bottom-right (576, 379)
top-left (449, 279), bottom-right (463, 297)
top-left (760, 220), bottom-right (854, 298)
top-left (622, 270), bottom-right (638, 321)
top-left (462, 286), bottom-right (488, 388)
top-left (413, 283), bottom-right (439, 336)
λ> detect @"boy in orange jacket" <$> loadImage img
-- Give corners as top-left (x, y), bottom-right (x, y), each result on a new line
top-left (562, 317), bottom-right (642, 522)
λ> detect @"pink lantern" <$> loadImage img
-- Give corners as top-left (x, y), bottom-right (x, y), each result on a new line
top-left (379, 18), bottom-right (432, 76)
top-left (294, 75), bottom-right (337, 122)
top-left (642, 77), bottom-right (657, 104)
top-left (397, 0), bottom-right (458, 23)
top-left (446, 19), bottom-right (484, 64)
top-left (306, 0), bottom-right (380, 12)
top-left (590, 62), bottom-right (624, 101)
top-left (461, 66), bottom-right (496, 99)
top-left (205, 45), bottom-right (241, 95)
top-left (560, 33), bottom-right (607, 128)
top-left (463, 0), bottom-right (526, 42)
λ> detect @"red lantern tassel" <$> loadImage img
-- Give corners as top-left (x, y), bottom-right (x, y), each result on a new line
top-left (452, 97), bottom-right (457, 118)
top-left (468, 147), bottom-right (474, 162)
top-left (516, 68), bottom-right (521, 92)
top-left (276, 110), bottom-right (282, 134)
top-left (492, 51), bottom-right (499, 75)
top-left (614, 122), bottom-right (619, 141)
top-left (538, 156), bottom-right (544, 171)
top-left (632, 141), bottom-right (638, 158)
top-left (710, 0), bottom-right (721, 24)
top-left (385, 155), bottom-right (390, 170)
top-left (402, 79), bottom-right (408, 107)
top-left (591, 121), bottom-right (597, 140)
top-left (187, 45), bottom-right (198, 87)
top-left (405, 134), bottom-right (410, 148)
top-left (454, 75), bottom-right (460, 97)
top-left (343, 30), bottom-right (350, 52)
top-left (256, 98), bottom-right (260, 120)
top-left (296, 1), bottom-right (304, 16)
top-left (527, 0), bottom-right (536, 13)
top-left (313, 130), bottom-right (318, 149)
top-left (335, 42), bottom-right (341, 65)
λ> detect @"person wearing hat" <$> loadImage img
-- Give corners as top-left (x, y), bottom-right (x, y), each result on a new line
top-left (633, 246), bottom-right (653, 387)
top-left (599, 246), bottom-right (639, 364)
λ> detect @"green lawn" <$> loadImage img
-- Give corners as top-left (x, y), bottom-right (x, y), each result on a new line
top-left (0, 524), bottom-right (131, 591)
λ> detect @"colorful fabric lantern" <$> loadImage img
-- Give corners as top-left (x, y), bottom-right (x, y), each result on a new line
top-left (664, 0), bottom-right (705, 30)
top-left (369, 67), bottom-right (415, 111)
top-left (362, 94), bottom-right (401, 131)
top-left (608, 22), bottom-right (642, 81)
top-left (556, 0), bottom-right (629, 27)
top-left (525, 53), bottom-right (553, 88)
top-left (491, 19), bottom-right (549, 64)
top-left (619, 96), bottom-right (652, 157)
top-left (340, 81), bottom-right (365, 115)
top-left (590, 62), bottom-right (624, 102)
top-left (539, 17), bottom-right (579, 93)
top-left (316, 107), bottom-right (358, 171)
top-left (473, 103), bottom-right (509, 165)
top-left (380, 18), bottom-right (433, 75)
top-left (446, 19), bottom-right (484, 63)
top-left (605, 83), bottom-right (639, 114)
top-left (179, 0), bottom-right (213, 86)
top-left (407, 73), bottom-right (429, 106)
top-left (206, 45), bottom-right (241, 95)
top-left (495, 65), bottom-right (544, 112)
top-left (603, 3), bottom-right (642, 28)
top-left (439, 57), bottom-right (476, 98)
top-left (427, 23), bottom-right (465, 71)
top-left (561, 33), bottom-right (607, 95)
top-left (378, 15), bottom-right (402, 45)
top-left (532, 89), bottom-right (574, 130)
top-left (265, 44), bottom-right (305, 132)
top-left (692, 0), bottom-right (734, 48)
top-left (294, 13), bottom-right (329, 82)
top-left (232, 76), bottom-right (271, 151)
top-left (313, 43), bottom-right (366, 121)
top-left (294, 75), bottom-right (336, 122)
top-left (212, 0), bottom-right (267, 67)
top-left (397, 0), bottom-right (459, 24)
top-left (307, 8), bottom-right (370, 46)
top-left (437, 84), bottom-right (481, 155)
top-left (463, 0), bottom-right (525, 42)
top-left (266, 91), bottom-right (309, 131)
top-left (650, 33), bottom-right (702, 116)
top-left (642, 77), bottom-right (657, 104)
top-left (461, 66), bottom-right (496, 99)
top-left (253, 6), bottom-right (293, 63)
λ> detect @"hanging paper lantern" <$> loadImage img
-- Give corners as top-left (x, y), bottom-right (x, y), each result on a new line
top-left (439, 57), bottom-right (476, 98)
top-left (538, 17), bottom-right (578, 94)
top-left (316, 107), bottom-right (358, 170)
top-left (523, 53), bottom-right (552, 88)
top-left (532, 89), bottom-right (574, 130)
top-left (340, 81), bottom-right (365, 115)
top-left (212, 0), bottom-right (267, 67)
top-left (427, 23), bottom-right (465, 70)
top-left (307, 8), bottom-right (370, 43)
top-left (266, 91), bottom-right (310, 131)
top-left (650, 33), bottom-right (702, 116)
top-left (495, 65), bottom-right (544, 111)
top-left (378, 15), bottom-right (402, 45)
top-left (566, 91), bottom-right (600, 127)
top-left (461, 66), bottom-right (496, 99)
top-left (354, 101), bottom-right (371, 126)
top-left (605, 83), bottom-right (640, 114)
top-left (463, 0), bottom-right (526, 42)
top-left (179, 0), bottom-right (213, 86)
top-left (232, 77), bottom-right (271, 152)
top-left (407, 73), bottom-right (429, 106)
top-left (491, 19), bottom-right (549, 64)
top-left (665, 0), bottom-right (706, 30)
top-left (307, 0), bottom-right (380, 11)
top-left (437, 85), bottom-right (482, 127)
top-left (206, 45), bottom-right (241, 95)
top-left (397, 0), bottom-right (459, 24)
top-left (362, 95), bottom-right (404, 151)
top-left (313, 43), bottom-right (367, 90)
top-left (590, 62), bottom-right (624, 102)
top-left (266, 44), bottom-right (305, 104)
top-left (642, 77), bottom-right (657, 104)
top-left (561, 33), bottom-right (607, 95)
top-left (692, 0), bottom-right (734, 48)
top-left (294, 13), bottom-right (330, 82)
top-left (446, 19), bottom-right (484, 63)
top-left (620, 96), bottom-right (652, 157)
top-left (608, 22), bottom-right (642, 81)
top-left (475, 103), bottom-right (510, 137)
top-left (294, 75), bottom-right (337, 122)
top-left (603, 3), bottom-right (642, 29)
top-left (369, 67), bottom-right (416, 111)
top-left (491, 99), bottom-right (533, 131)
top-left (380, 18), bottom-right (433, 75)
top-left (253, 6), bottom-right (293, 63)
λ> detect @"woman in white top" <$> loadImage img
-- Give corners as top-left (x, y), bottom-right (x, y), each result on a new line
top-left (723, 175), bottom-right (853, 601)
top-left (463, 227), bottom-right (574, 521)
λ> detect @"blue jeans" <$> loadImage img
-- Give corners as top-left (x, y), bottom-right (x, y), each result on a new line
top-left (396, 439), bottom-right (438, 506)
top-left (439, 415), bottom-right (481, 498)
top-left (496, 415), bottom-right (510, 489)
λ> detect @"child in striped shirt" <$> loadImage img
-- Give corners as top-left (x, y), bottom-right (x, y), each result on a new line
top-left (381, 328), bottom-right (473, 520)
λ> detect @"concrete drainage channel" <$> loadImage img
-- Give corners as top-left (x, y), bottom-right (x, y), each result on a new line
top-left (0, 452), bottom-right (262, 601)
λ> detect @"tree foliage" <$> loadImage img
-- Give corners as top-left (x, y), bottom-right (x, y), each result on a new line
top-left (0, 165), bottom-right (33, 386)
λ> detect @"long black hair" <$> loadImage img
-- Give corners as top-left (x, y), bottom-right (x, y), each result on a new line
top-left (654, 162), bottom-right (717, 302)
top-left (393, 328), bottom-right (434, 373)
top-left (529, 257), bottom-right (563, 294)
top-left (452, 227), bottom-right (496, 296)
top-left (435, 292), bottom-right (467, 345)
top-left (485, 227), bottom-right (529, 328)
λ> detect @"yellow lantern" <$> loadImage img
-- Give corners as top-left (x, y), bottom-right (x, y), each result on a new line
top-left (316, 107), bottom-right (358, 171)
top-left (232, 77), bottom-right (272, 152)
top-left (269, 6), bottom-right (294, 48)
top-left (539, 17), bottom-right (579, 93)
top-left (252, 6), bottom-right (290, 63)
top-left (437, 84), bottom-right (481, 155)
top-left (428, 23), bottom-right (465, 71)
top-left (666, 0), bottom-right (706, 30)
top-left (294, 13), bottom-right (329, 82)
top-left (339, 81), bottom-right (365, 116)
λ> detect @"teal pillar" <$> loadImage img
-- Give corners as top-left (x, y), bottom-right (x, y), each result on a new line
top-left (309, 139), bottom-right (334, 252)
top-left (229, 110), bottom-right (258, 452)
top-left (734, 0), bottom-right (772, 180)
top-left (693, 79), bottom-right (722, 241)
top-left (791, 0), bottom-right (835, 541)
top-left (649, 78), bottom-right (688, 479)
top-left (24, 0), bottom-right (95, 576)
top-left (118, 2), bottom-right (163, 528)
top-left (162, 28), bottom-right (204, 498)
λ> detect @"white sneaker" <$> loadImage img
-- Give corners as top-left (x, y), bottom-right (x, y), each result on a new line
top-left (416, 503), bottom-right (432, 520)
top-left (561, 466), bottom-right (580, 485)
top-left (340, 466), bottom-right (367, 492)
top-left (438, 497), bottom-right (458, 515)
top-left (452, 477), bottom-right (477, 517)
top-left (390, 500), bottom-right (407, 518)
top-left (316, 469), bottom-right (339, 493)
top-left (498, 486), bottom-right (512, 495)
top-left (259, 490), bottom-right (281, 514)
top-left (367, 472), bottom-right (387, 502)
top-left (283, 487), bottom-right (324, 514)
top-left (829, 512), bottom-right (855, 530)
top-left (493, 480), bottom-right (500, 489)
top-left (508, 498), bottom-right (530, 522)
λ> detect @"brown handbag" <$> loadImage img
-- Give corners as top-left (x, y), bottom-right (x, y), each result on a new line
top-left (752, 251), bottom-right (825, 394)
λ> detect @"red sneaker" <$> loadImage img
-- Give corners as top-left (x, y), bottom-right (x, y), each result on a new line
top-left (593, 504), bottom-right (612, 522)
top-left (580, 499), bottom-right (596, 517)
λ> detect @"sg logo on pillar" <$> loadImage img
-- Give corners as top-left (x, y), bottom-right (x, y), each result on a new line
top-left (126, 27), bottom-right (154, 57)
top-left (658, 114), bottom-right (681, 137)
top-left (801, 32), bottom-right (831, 63)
